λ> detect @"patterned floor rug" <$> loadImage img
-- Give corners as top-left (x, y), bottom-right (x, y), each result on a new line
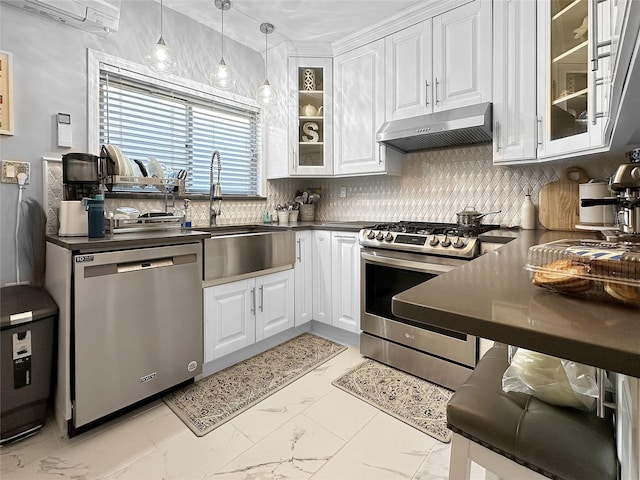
top-left (332, 359), bottom-right (454, 442)
top-left (164, 333), bottom-right (347, 437)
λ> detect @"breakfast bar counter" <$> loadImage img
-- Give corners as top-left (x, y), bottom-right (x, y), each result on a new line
top-left (392, 229), bottom-right (640, 377)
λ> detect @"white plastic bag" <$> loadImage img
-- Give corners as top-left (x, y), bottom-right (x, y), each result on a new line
top-left (502, 348), bottom-right (599, 411)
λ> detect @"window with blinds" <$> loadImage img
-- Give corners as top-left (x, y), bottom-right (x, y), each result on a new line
top-left (99, 68), bottom-right (261, 196)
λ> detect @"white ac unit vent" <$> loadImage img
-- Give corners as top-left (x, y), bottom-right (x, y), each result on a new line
top-left (3, 0), bottom-right (121, 37)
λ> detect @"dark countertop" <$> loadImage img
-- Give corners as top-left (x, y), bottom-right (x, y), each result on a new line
top-left (392, 229), bottom-right (640, 378)
top-left (45, 221), bottom-right (368, 252)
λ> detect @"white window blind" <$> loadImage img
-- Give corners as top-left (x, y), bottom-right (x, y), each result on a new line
top-left (99, 68), bottom-right (261, 196)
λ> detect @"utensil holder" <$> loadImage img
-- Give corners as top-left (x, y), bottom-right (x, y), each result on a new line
top-left (300, 204), bottom-right (315, 221)
top-left (277, 211), bottom-right (290, 225)
top-left (290, 210), bottom-right (299, 223)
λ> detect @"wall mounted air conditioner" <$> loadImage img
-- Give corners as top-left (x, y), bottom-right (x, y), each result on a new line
top-left (4, 0), bottom-right (121, 37)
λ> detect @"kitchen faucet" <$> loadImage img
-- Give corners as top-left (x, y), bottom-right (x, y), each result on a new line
top-left (210, 150), bottom-right (222, 226)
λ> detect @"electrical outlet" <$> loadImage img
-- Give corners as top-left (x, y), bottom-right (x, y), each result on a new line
top-left (340, 186), bottom-right (347, 198)
top-left (2, 161), bottom-right (30, 184)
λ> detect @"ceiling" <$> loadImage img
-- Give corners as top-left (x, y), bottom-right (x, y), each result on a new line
top-left (163, 0), bottom-right (423, 52)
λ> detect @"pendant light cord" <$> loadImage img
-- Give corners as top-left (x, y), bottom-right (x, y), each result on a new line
top-left (264, 27), bottom-right (268, 80)
top-left (220, 5), bottom-right (225, 62)
top-left (160, 0), bottom-right (164, 39)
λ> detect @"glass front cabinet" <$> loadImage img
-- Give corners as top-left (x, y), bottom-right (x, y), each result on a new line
top-left (288, 57), bottom-right (333, 176)
top-left (537, 0), bottom-right (612, 159)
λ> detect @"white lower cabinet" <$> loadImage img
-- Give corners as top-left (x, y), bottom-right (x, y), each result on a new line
top-left (312, 230), bottom-right (361, 334)
top-left (312, 230), bottom-right (332, 324)
top-left (331, 232), bottom-right (361, 333)
top-left (204, 269), bottom-right (294, 362)
top-left (294, 230), bottom-right (313, 326)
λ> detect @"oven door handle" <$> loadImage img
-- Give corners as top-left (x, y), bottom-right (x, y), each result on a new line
top-left (361, 251), bottom-right (455, 275)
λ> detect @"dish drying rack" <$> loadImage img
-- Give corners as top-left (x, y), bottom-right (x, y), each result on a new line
top-left (104, 175), bottom-right (185, 194)
top-left (106, 213), bottom-right (185, 234)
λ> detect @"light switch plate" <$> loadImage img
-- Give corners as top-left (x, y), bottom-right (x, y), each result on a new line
top-left (340, 186), bottom-right (347, 198)
top-left (1, 160), bottom-right (30, 184)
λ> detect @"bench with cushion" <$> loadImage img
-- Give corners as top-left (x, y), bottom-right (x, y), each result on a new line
top-left (446, 344), bottom-right (618, 480)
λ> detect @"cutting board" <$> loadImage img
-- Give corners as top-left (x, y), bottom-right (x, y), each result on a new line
top-left (538, 166), bottom-right (590, 231)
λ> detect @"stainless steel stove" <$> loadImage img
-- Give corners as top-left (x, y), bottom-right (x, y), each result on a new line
top-left (359, 221), bottom-right (501, 258)
top-left (359, 221), bottom-right (501, 390)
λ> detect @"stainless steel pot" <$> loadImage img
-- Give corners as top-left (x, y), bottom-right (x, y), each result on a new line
top-left (456, 207), bottom-right (501, 226)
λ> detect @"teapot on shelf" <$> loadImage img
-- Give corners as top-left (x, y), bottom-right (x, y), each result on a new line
top-left (300, 104), bottom-right (323, 117)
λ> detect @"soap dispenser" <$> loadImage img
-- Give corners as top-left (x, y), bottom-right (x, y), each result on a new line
top-left (521, 190), bottom-right (536, 230)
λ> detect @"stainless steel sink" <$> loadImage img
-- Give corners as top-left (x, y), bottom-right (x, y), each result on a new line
top-left (203, 230), bottom-right (295, 285)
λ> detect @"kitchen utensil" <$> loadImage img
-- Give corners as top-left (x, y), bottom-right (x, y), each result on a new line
top-left (301, 192), bottom-right (309, 204)
top-left (456, 207), bottom-right (501, 227)
top-left (309, 193), bottom-right (320, 204)
top-left (133, 159), bottom-right (148, 177)
top-left (538, 166), bottom-right (589, 231)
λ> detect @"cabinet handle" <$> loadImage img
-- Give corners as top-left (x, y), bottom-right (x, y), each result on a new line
top-left (495, 121), bottom-right (501, 153)
top-left (435, 77), bottom-right (440, 106)
top-left (292, 148), bottom-right (296, 171)
top-left (591, 0), bottom-right (599, 72)
top-left (590, 0), bottom-right (612, 125)
top-left (425, 80), bottom-right (430, 107)
top-left (251, 287), bottom-right (256, 315)
top-left (259, 285), bottom-right (264, 312)
top-left (297, 238), bottom-right (302, 262)
top-left (536, 117), bottom-right (543, 147)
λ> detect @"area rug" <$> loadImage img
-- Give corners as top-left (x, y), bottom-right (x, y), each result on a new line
top-left (164, 333), bottom-right (347, 437)
top-left (332, 359), bottom-right (454, 442)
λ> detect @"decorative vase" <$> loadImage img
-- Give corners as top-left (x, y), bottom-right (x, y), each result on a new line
top-left (303, 69), bottom-right (316, 91)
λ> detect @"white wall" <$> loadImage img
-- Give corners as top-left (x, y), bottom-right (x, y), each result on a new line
top-left (0, 1), bottom-right (264, 285)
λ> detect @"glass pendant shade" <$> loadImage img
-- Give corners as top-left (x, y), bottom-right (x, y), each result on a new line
top-left (256, 79), bottom-right (277, 106)
top-left (146, 37), bottom-right (177, 73)
top-left (210, 0), bottom-right (236, 90)
top-left (146, 0), bottom-right (177, 74)
top-left (256, 22), bottom-right (277, 107)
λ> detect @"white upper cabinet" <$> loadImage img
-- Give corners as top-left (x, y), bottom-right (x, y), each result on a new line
top-left (289, 56), bottom-right (334, 176)
top-left (334, 39), bottom-right (403, 176)
top-left (385, 0), bottom-right (492, 121)
top-left (492, 0), bottom-right (538, 164)
top-left (536, 0), bottom-right (612, 160)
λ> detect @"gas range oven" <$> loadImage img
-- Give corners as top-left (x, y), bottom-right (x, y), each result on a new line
top-left (359, 221), bottom-right (500, 391)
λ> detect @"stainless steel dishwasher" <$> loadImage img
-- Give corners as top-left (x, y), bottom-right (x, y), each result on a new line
top-left (72, 242), bottom-right (202, 432)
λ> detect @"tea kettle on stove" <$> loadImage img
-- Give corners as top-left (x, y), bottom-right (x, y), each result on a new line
top-left (581, 149), bottom-right (640, 234)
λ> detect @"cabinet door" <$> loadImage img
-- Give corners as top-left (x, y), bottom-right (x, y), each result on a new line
top-left (334, 39), bottom-right (387, 175)
top-left (432, 0), bottom-right (492, 112)
top-left (256, 269), bottom-right (295, 341)
top-left (536, 0), bottom-right (609, 159)
top-left (203, 280), bottom-right (255, 362)
top-left (312, 230), bottom-right (332, 324)
top-left (289, 57), bottom-right (334, 176)
top-left (294, 230), bottom-right (313, 326)
top-left (331, 232), bottom-right (361, 334)
top-left (385, 21), bottom-right (433, 120)
top-left (492, 0), bottom-right (538, 164)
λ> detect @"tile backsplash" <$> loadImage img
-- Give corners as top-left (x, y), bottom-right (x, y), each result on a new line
top-left (44, 145), bottom-right (624, 233)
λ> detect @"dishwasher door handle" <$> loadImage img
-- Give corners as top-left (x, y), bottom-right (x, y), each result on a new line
top-left (117, 257), bottom-right (174, 273)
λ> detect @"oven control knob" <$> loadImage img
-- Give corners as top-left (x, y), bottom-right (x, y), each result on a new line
top-left (440, 236), bottom-right (452, 247)
top-left (366, 230), bottom-right (375, 240)
top-left (429, 235), bottom-right (439, 246)
top-left (452, 237), bottom-right (466, 249)
top-left (376, 231), bottom-right (385, 241)
top-left (384, 232), bottom-right (394, 242)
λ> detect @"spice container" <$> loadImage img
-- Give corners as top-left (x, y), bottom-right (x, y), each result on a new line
top-left (526, 239), bottom-right (640, 306)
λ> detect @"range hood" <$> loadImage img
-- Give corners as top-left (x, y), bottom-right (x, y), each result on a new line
top-left (376, 102), bottom-right (493, 153)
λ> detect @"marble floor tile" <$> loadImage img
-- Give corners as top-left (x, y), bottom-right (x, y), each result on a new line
top-left (311, 411), bottom-right (438, 479)
top-left (211, 414), bottom-right (345, 479)
top-left (302, 388), bottom-right (378, 441)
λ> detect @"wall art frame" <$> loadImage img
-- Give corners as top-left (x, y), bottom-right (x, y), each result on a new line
top-left (0, 50), bottom-right (14, 135)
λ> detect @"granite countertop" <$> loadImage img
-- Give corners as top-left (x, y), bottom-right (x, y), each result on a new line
top-left (45, 221), bottom-right (369, 252)
top-left (392, 229), bottom-right (640, 378)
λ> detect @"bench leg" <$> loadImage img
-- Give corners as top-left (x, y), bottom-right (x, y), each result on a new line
top-left (449, 433), bottom-right (473, 480)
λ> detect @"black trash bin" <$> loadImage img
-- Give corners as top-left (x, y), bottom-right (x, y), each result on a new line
top-left (1, 285), bottom-right (57, 444)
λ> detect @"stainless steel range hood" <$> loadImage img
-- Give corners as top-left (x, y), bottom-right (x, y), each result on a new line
top-left (376, 102), bottom-right (493, 153)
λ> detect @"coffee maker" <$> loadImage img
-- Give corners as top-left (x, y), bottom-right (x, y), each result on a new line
top-left (581, 149), bottom-right (640, 237)
top-left (59, 153), bottom-right (102, 236)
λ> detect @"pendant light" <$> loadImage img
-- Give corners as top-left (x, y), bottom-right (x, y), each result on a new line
top-left (210, 0), bottom-right (236, 90)
top-left (255, 22), bottom-right (277, 107)
top-left (145, 0), bottom-right (177, 74)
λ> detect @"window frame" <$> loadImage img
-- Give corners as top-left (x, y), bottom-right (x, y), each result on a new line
top-left (87, 49), bottom-right (265, 199)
